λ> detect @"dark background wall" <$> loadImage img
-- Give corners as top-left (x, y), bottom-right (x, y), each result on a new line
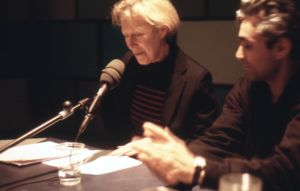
top-left (0, 0), bottom-right (238, 146)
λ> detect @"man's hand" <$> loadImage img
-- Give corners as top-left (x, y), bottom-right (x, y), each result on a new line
top-left (131, 122), bottom-right (196, 185)
top-left (109, 137), bottom-right (151, 156)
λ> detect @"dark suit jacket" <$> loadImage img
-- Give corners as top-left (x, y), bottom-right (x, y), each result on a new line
top-left (101, 45), bottom-right (218, 145)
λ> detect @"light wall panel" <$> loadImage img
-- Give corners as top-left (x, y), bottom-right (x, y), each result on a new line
top-left (178, 21), bottom-right (244, 85)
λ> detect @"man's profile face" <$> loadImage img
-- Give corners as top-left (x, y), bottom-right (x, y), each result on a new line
top-left (235, 16), bottom-right (282, 82)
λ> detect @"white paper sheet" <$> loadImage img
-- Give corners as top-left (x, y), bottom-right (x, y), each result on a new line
top-left (0, 140), bottom-right (142, 174)
top-left (0, 141), bottom-right (66, 166)
top-left (80, 156), bottom-right (142, 175)
top-left (0, 141), bottom-right (59, 162)
top-left (0, 141), bottom-right (98, 166)
top-left (43, 149), bottom-right (98, 167)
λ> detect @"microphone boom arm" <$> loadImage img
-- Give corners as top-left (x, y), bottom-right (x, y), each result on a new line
top-left (0, 98), bottom-right (90, 153)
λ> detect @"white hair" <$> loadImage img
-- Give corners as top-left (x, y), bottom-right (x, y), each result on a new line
top-left (111, 0), bottom-right (180, 36)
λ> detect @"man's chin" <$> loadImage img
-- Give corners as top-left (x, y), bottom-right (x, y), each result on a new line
top-left (246, 74), bottom-right (263, 82)
top-left (136, 59), bottom-right (151, 65)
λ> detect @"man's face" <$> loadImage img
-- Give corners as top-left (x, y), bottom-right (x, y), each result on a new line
top-left (120, 16), bottom-right (166, 65)
top-left (235, 17), bottom-right (281, 82)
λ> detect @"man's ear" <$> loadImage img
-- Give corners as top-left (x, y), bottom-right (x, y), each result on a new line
top-left (273, 37), bottom-right (292, 59)
top-left (159, 26), bottom-right (169, 39)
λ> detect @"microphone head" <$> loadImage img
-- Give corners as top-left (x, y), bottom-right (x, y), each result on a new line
top-left (100, 59), bottom-right (125, 90)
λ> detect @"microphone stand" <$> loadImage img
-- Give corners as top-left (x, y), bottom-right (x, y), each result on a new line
top-left (75, 84), bottom-right (108, 141)
top-left (0, 98), bottom-right (90, 153)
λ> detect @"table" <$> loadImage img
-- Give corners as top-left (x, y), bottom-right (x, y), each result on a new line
top-left (0, 139), bottom-right (214, 191)
top-left (0, 161), bottom-right (167, 191)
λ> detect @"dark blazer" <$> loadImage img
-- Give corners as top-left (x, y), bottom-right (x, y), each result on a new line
top-left (101, 46), bottom-right (218, 145)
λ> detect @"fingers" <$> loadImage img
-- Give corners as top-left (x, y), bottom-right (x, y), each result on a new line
top-left (109, 137), bottom-right (151, 157)
top-left (108, 144), bottom-right (135, 156)
top-left (132, 140), bottom-right (161, 158)
top-left (143, 122), bottom-right (165, 137)
top-left (131, 135), bottom-right (142, 141)
top-left (143, 122), bottom-right (175, 142)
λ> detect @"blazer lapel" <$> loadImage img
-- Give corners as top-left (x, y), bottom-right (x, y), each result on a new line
top-left (162, 50), bottom-right (187, 126)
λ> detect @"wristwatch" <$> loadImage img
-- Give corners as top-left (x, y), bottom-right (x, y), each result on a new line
top-left (192, 156), bottom-right (206, 186)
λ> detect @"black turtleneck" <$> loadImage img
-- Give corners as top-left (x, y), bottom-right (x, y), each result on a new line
top-left (128, 44), bottom-right (178, 134)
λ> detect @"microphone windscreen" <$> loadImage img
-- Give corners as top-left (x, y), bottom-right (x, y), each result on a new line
top-left (100, 59), bottom-right (125, 90)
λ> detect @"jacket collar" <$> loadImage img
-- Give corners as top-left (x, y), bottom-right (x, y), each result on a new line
top-left (161, 48), bottom-right (188, 126)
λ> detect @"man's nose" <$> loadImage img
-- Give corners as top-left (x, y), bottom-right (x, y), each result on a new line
top-left (126, 37), bottom-right (136, 50)
top-left (235, 45), bottom-right (244, 60)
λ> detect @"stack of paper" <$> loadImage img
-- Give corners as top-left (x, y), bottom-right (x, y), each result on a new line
top-left (79, 155), bottom-right (142, 175)
top-left (0, 140), bottom-right (143, 175)
top-left (0, 141), bottom-right (96, 166)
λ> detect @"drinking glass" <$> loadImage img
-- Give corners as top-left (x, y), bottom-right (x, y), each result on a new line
top-left (219, 173), bottom-right (262, 191)
top-left (56, 142), bottom-right (85, 186)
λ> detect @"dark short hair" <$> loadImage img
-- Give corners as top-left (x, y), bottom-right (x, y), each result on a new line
top-left (237, 0), bottom-right (300, 61)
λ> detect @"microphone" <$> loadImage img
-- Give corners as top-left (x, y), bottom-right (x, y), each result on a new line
top-left (88, 59), bottom-right (125, 114)
top-left (77, 59), bottom-right (125, 136)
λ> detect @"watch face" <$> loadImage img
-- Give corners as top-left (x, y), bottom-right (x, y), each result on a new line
top-left (192, 156), bottom-right (206, 185)
top-left (194, 156), bottom-right (206, 168)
